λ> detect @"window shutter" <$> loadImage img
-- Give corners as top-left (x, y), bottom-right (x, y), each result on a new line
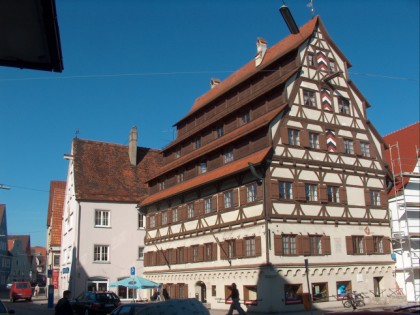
top-left (187, 247), bottom-right (192, 263)
top-left (365, 236), bottom-right (374, 255)
top-left (143, 252), bottom-right (149, 267)
top-left (380, 192), bottom-right (388, 207)
top-left (365, 190), bottom-right (371, 206)
top-left (236, 239), bottom-right (244, 258)
top-left (271, 181), bottom-right (279, 199)
top-left (369, 144), bottom-right (376, 158)
top-left (301, 235), bottom-right (310, 255)
top-left (183, 247), bottom-right (189, 263)
top-left (179, 205), bottom-right (187, 221)
top-left (146, 216), bottom-right (150, 229)
top-left (383, 237), bottom-right (391, 254)
top-left (339, 187), bottom-right (348, 204)
top-left (212, 243), bottom-right (218, 260)
top-left (198, 245), bottom-right (204, 262)
top-left (240, 186), bottom-right (246, 205)
top-left (212, 195), bottom-right (217, 212)
top-left (218, 193), bottom-right (224, 211)
top-left (171, 249), bottom-right (177, 264)
top-left (257, 183), bottom-right (263, 201)
top-left (255, 236), bottom-right (262, 257)
top-left (233, 188), bottom-right (239, 207)
top-left (300, 130), bottom-right (310, 148)
top-left (220, 242), bottom-right (228, 260)
top-left (354, 140), bottom-right (362, 156)
top-left (319, 134), bottom-right (327, 151)
top-left (157, 212), bottom-right (162, 227)
top-left (336, 137), bottom-right (344, 153)
top-left (294, 182), bottom-right (306, 201)
top-left (197, 200), bottom-right (204, 216)
top-left (322, 235), bottom-right (331, 255)
top-left (346, 236), bottom-right (354, 255)
top-left (281, 127), bottom-right (289, 144)
top-left (166, 210), bottom-right (172, 224)
top-left (274, 234), bottom-right (283, 256)
top-left (296, 235), bottom-right (303, 255)
top-left (151, 252), bottom-right (157, 266)
top-left (319, 185), bottom-right (328, 203)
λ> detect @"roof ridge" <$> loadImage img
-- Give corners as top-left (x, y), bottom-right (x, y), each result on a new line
top-left (383, 121), bottom-right (420, 138)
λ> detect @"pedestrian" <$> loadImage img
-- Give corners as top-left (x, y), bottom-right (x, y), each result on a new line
top-left (55, 290), bottom-right (73, 315)
top-left (226, 283), bottom-right (246, 315)
top-left (34, 283), bottom-right (40, 297)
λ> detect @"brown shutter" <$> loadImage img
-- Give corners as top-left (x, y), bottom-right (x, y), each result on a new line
top-left (233, 188), bottom-right (239, 207)
top-left (354, 140), bottom-right (362, 156)
top-left (146, 216), bottom-right (150, 229)
top-left (197, 200), bottom-right (204, 216)
top-left (212, 195), bottom-right (217, 212)
top-left (336, 137), bottom-right (344, 153)
top-left (365, 236), bottom-right (374, 255)
top-left (218, 193), bottom-right (224, 211)
top-left (380, 192), bottom-right (388, 207)
top-left (157, 212), bottom-right (162, 227)
top-left (198, 245), bottom-right (204, 262)
top-left (257, 183), bottom-right (263, 201)
top-left (143, 252), bottom-right (149, 267)
top-left (369, 144), bottom-right (376, 158)
top-left (255, 236), bottom-right (262, 257)
top-left (183, 247), bottom-right (189, 263)
top-left (322, 235), bottom-right (331, 255)
top-left (301, 235), bottom-right (310, 255)
top-left (383, 237), bottom-right (391, 254)
top-left (240, 186), bottom-right (246, 205)
top-left (296, 235), bottom-right (303, 255)
top-left (236, 239), bottom-right (244, 258)
top-left (274, 234), bottom-right (283, 256)
top-left (339, 187), bottom-right (348, 204)
top-left (179, 205), bottom-right (186, 221)
top-left (300, 130), bottom-right (310, 148)
top-left (281, 127), bottom-right (289, 144)
top-left (294, 182), bottom-right (306, 201)
top-left (365, 190), bottom-right (371, 206)
top-left (167, 209), bottom-right (172, 224)
top-left (187, 247), bottom-right (192, 263)
top-left (319, 134), bottom-right (327, 151)
top-left (271, 181), bottom-right (279, 199)
top-left (319, 185), bottom-right (328, 203)
top-left (220, 241), bottom-right (228, 260)
top-left (346, 236), bottom-right (354, 255)
top-left (212, 243), bottom-right (218, 260)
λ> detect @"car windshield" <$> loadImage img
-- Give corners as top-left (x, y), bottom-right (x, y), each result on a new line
top-left (97, 293), bottom-right (118, 302)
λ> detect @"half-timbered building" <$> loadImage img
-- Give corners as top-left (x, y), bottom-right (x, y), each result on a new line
top-left (139, 16), bottom-right (395, 312)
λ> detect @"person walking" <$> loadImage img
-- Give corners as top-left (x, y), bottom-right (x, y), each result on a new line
top-left (34, 284), bottom-right (40, 297)
top-left (55, 290), bottom-right (73, 315)
top-left (226, 283), bottom-right (246, 315)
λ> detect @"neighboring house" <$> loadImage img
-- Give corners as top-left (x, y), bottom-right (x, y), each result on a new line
top-left (139, 15), bottom-right (395, 312)
top-left (0, 204), bottom-right (11, 288)
top-left (59, 127), bottom-right (162, 300)
top-left (31, 246), bottom-right (47, 286)
top-left (46, 180), bottom-right (66, 294)
top-left (384, 122), bottom-right (420, 302)
top-left (7, 235), bottom-right (32, 283)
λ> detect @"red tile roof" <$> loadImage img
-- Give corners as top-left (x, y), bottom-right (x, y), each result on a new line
top-left (73, 139), bottom-right (162, 202)
top-left (383, 121), bottom-right (420, 196)
top-left (47, 181), bottom-right (66, 247)
top-left (141, 147), bottom-right (272, 206)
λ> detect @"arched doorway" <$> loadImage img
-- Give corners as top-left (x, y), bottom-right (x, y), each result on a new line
top-left (194, 281), bottom-right (207, 303)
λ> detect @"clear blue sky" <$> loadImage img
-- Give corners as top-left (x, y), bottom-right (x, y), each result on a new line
top-left (0, 0), bottom-right (418, 246)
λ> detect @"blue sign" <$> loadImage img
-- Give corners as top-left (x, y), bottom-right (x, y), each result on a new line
top-left (130, 266), bottom-right (135, 276)
top-left (63, 267), bottom-right (69, 274)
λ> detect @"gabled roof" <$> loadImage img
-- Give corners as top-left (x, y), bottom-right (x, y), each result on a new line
top-left (384, 121), bottom-right (420, 196)
top-left (73, 138), bottom-right (162, 202)
top-left (8, 235), bottom-right (31, 256)
top-left (141, 147), bottom-right (272, 206)
top-left (47, 180), bottom-right (66, 247)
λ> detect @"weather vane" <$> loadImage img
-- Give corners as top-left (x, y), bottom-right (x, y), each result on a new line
top-left (307, 0), bottom-right (315, 15)
top-left (75, 129), bottom-right (79, 139)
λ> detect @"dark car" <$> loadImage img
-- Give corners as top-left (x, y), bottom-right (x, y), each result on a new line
top-left (109, 303), bottom-right (148, 315)
top-left (71, 291), bottom-right (121, 315)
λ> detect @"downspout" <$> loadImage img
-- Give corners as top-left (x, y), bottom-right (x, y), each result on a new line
top-left (75, 202), bottom-right (82, 293)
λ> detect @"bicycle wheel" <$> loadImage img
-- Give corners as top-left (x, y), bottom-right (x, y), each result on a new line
top-left (357, 300), bottom-right (365, 307)
top-left (343, 300), bottom-right (352, 308)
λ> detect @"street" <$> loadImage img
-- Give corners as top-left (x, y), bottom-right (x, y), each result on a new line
top-left (3, 300), bottom-right (54, 315)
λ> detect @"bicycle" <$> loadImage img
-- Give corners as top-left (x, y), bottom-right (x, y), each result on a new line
top-left (343, 291), bottom-right (365, 309)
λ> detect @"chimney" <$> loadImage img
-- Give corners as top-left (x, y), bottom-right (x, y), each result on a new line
top-left (210, 78), bottom-right (221, 89)
top-left (255, 37), bottom-right (267, 67)
top-left (129, 126), bottom-right (138, 166)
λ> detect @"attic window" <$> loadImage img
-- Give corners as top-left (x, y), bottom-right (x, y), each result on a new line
top-left (307, 53), bottom-right (315, 67)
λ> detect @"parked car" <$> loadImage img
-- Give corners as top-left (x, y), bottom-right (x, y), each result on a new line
top-left (109, 303), bottom-right (148, 315)
top-left (71, 291), bottom-right (121, 315)
top-left (133, 299), bottom-right (210, 315)
top-left (0, 300), bottom-right (14, 314)
top-left (9, 281), bottom-right (32, 302)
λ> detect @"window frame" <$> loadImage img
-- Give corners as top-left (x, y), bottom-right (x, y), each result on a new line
top-left (199, 161), bottom-right (207, 174)
top-left (338, 97), bottom-right (350, 115)
top-left (370, 190), bottom-right (381, 206)
top-left (138, 247), bottom-right (144, 260)
top-left (288, 129), bottom-right (300, 146)
top-left (94, 245), bottom-right (110, 262)
top-left (245, 237), bottom-right (256, 257)
top-left (224, 190), bottom-right (233, 209)
top-left (246, 184), bottom-right (257, 203)
top-left (303, 89), bottom-right (316, 107)
top-left (309, 132), bottom-right (320, 149)
top-left (216, 125), bottom-right (224, 139)
top-left (343, 139), bottom-right (354, 154)
top-left (204, 197), bottom-right (213, 214)
top-left (187, 203), bottom-right (195, 219)
top-left (305, 184), bottom-right (318, 202)
top-left (224, 149), bottom-right (234, 164)
top-left (282, 235), bottom-right (297, 256)
top-left (360, 142), bottom-right (371, 157)
top-left (327, 186), bottom-right (340, 203)
top-left (279, 181), bottom-right (293, 200)
top-left (94, 209), bottom-right (110, 228)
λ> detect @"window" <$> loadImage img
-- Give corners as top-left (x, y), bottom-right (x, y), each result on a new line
top-left (199, 162), bottom-right (207, 174)
top-left (224, 149), bottom-right (234, 164)
top-left (279, 181), bottom-right (293, 200)
top-left (303, 90), bottom-right (316, 107)
top-left (338, 97), bottom-right (350, 114)
top-left (373, 236), bottom-right (384, 254)
top-left (159, 180), bottom-right (165, 191)
top-left (336, 281), bottom-right (351, 300)
top-left (177, 171), bottom-right (184, 183)
top-left (177, 247), bottom-right (185, 264)
top-left (216, 125), bottom-right (224, 138)
top-left (288, 129), bottom-right (300, 146)
top-left (94, 245), bottom-right (109, 262)
top-left (241, 112), bottom-right (251, 125)
top-left (53, 254), bottom-right (60, 268)
top-left (243, 286), bottom-right (258, 306)
top-left (194, 137), bottom-right (201, 149)
top-left (175, 149), bottom-right (181, 159)
top-left (245, 237), bottom-right (256, 257)
top-left (312, 282), bottom-right (329, 302)
top-left (138, 247), bottom-right (144, 260)
top-left (149, 216), bottom-right (155, 228)
top-left (285, 284), bottom-right (303, 304)
top-left (247, 184), bottom-right (257, 203)
top-left (309, 132), bottom-right (320, 149)
top-left (172, 208), bottom-right (179, 222)
top-left (162, 212), bottom-right (168, 225)
top-left (329, 59), bottom-right (336, 72)
top-left (224, 191), bottom-right (233, 209)
top-left (187, 203), bottom-right (195, 219)
top-left (360, 142), bottom-right (370, 157)
top-left (227, 239), bottom-right (236, 259)
top-left (370, 190), bottom-right (381, 206)
top-left (307, 53), bottom-right (315, 67)
top-left (282, 235), bottom-right (297, 255)
top-left (95, 210), bottom-right (110, 227)
top-left (344, 139), bottom-right (354, 154)
top-left (352, 236), bottom-right (364, 254)
top-left (327, 186), bottom-right (340, 203)
top-left (138, 213), bottom-right (144, 229)
top-left (192, 245), bottom-right (199, 262)
top-left (204, 243), bottom-right (213, 261)
top-left (310, 235), bottom-right (322, 255)
top-left (305, 184), bottom-right (318, 201)
top-left (204, 197), bottom-right (213, 214)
